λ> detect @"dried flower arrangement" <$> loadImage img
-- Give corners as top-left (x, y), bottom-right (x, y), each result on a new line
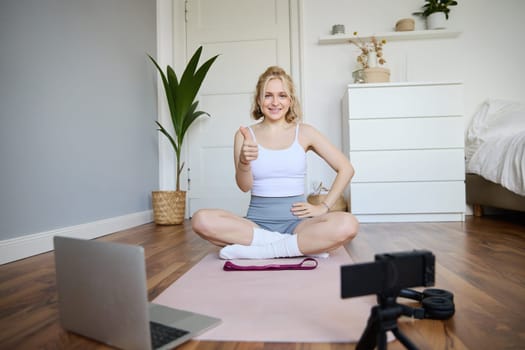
top-left (349, 32), bottom-right (387, 69)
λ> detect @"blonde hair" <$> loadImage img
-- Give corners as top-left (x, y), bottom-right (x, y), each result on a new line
top-left (251, 66), bottom-right (302, 123)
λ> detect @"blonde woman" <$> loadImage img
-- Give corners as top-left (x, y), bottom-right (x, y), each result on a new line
top-left (192, 66), bottom-right (358, 259)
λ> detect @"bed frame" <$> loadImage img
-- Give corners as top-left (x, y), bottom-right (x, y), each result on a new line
top-left (466, 173), bottom-right (525, 216)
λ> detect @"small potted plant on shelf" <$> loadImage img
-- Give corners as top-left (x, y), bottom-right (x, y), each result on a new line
top-left (349, 33), bottom-right (390, 84)
top-left (148, 47), bottom-right (218, 224)
top-left (413, 0), bottom-right (458, 30)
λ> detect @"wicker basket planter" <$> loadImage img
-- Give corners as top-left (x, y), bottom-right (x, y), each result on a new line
top-left (152, 191), bottom-right (186, 225)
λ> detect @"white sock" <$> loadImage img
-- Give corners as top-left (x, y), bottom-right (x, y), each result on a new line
top-left (250, 227), bottom-right (286, 246)
top-left (220, 234), bottom-right (302, 259)
top-left (308, 252), bottom-right (330, 259)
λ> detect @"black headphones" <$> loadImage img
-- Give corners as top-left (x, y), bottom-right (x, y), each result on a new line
top-left (398, 288), bottom-right (455, 320)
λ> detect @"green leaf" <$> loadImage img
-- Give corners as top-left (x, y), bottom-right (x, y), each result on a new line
top-left (188, 54), bottom-right (219, 102)
top-left (179, 48), bottom-right (219, 121)
top-left (148, 55), bottom-right (176, 125)
top-left (178, 101), bottom-right (210, 145)
top-left (181, 100), bottom-right (201, 132)
top-left (155, 121), bottom-right (179, 156)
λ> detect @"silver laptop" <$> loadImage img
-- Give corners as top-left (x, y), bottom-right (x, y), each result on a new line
top-left (53, 236), bottom-right (220, 350)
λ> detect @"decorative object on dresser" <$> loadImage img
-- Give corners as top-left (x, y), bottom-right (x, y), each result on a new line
top-left (307, 182), bottom-right (347, 212)
top-left (465, 99), bottom-right (525, 215)
top-left (362, 67), bottom-right (390, 84)
top-left (341, 82), bottom-right (465, 223)
top-left (149, 47), bottom-right (219, 224)
top-left (349, 33), bottom-right (390, 83)
top-left (413, 0), bottom-right (458, 30)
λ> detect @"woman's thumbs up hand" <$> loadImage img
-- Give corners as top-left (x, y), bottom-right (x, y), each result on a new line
top-left (239, 126), bottom-right (258, 164)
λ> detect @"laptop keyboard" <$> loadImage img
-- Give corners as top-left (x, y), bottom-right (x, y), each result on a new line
top-left (150, 321), bottom-right (189, 349)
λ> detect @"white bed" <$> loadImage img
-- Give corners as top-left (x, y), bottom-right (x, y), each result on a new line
top-left (465, 99), bottom-right (525, 215)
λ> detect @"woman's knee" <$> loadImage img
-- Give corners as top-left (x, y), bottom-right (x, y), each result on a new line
top-left (333, 212), bottom-right (359, 242)
top-left (191, 209), bottom-right (213, 235)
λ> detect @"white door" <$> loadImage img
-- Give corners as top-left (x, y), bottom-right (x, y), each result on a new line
top-left (185, 0), bottom-right (293, 216)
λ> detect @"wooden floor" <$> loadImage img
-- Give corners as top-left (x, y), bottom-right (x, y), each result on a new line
top-left (1, 214), bottom-right (524, 350)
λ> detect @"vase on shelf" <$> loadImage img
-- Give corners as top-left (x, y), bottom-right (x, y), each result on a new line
top-left (367, 51), bottom-right (378, 68)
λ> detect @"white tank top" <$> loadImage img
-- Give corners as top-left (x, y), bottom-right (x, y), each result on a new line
top-left (248, 124), bottom-right (306, 197)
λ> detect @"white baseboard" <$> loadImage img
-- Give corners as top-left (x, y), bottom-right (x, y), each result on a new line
top-left (355, 213), bottom-right (465, 223)
top-left (0, 210), bottom-right (153, 265)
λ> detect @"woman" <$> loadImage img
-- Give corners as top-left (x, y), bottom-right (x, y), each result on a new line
top-left (192, 66), bottom-right (358, 259)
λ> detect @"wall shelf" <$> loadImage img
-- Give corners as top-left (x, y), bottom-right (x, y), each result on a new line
top-left (318, 29), bottom-right (461, 45)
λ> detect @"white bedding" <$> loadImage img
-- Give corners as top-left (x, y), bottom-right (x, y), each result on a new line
top-left (467, 131), bottom-right (525, 195)
top-left (466, 99), bottom-right (525, 196)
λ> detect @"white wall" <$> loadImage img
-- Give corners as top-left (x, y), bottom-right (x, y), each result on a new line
top-left (301, 0), bottom-right (525, 189)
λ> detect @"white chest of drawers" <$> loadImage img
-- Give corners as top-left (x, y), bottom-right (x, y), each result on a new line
top-left (342, 82), bottom-right (465, 222)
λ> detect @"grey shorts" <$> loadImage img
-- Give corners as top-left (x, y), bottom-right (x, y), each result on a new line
top-left (246, 195), bottom-right (305, 234)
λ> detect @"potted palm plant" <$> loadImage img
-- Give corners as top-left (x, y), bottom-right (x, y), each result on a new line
top-left (148, 46), bottom-right (218, 224)
top-left (413, 0), bottom-right (458, 30)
